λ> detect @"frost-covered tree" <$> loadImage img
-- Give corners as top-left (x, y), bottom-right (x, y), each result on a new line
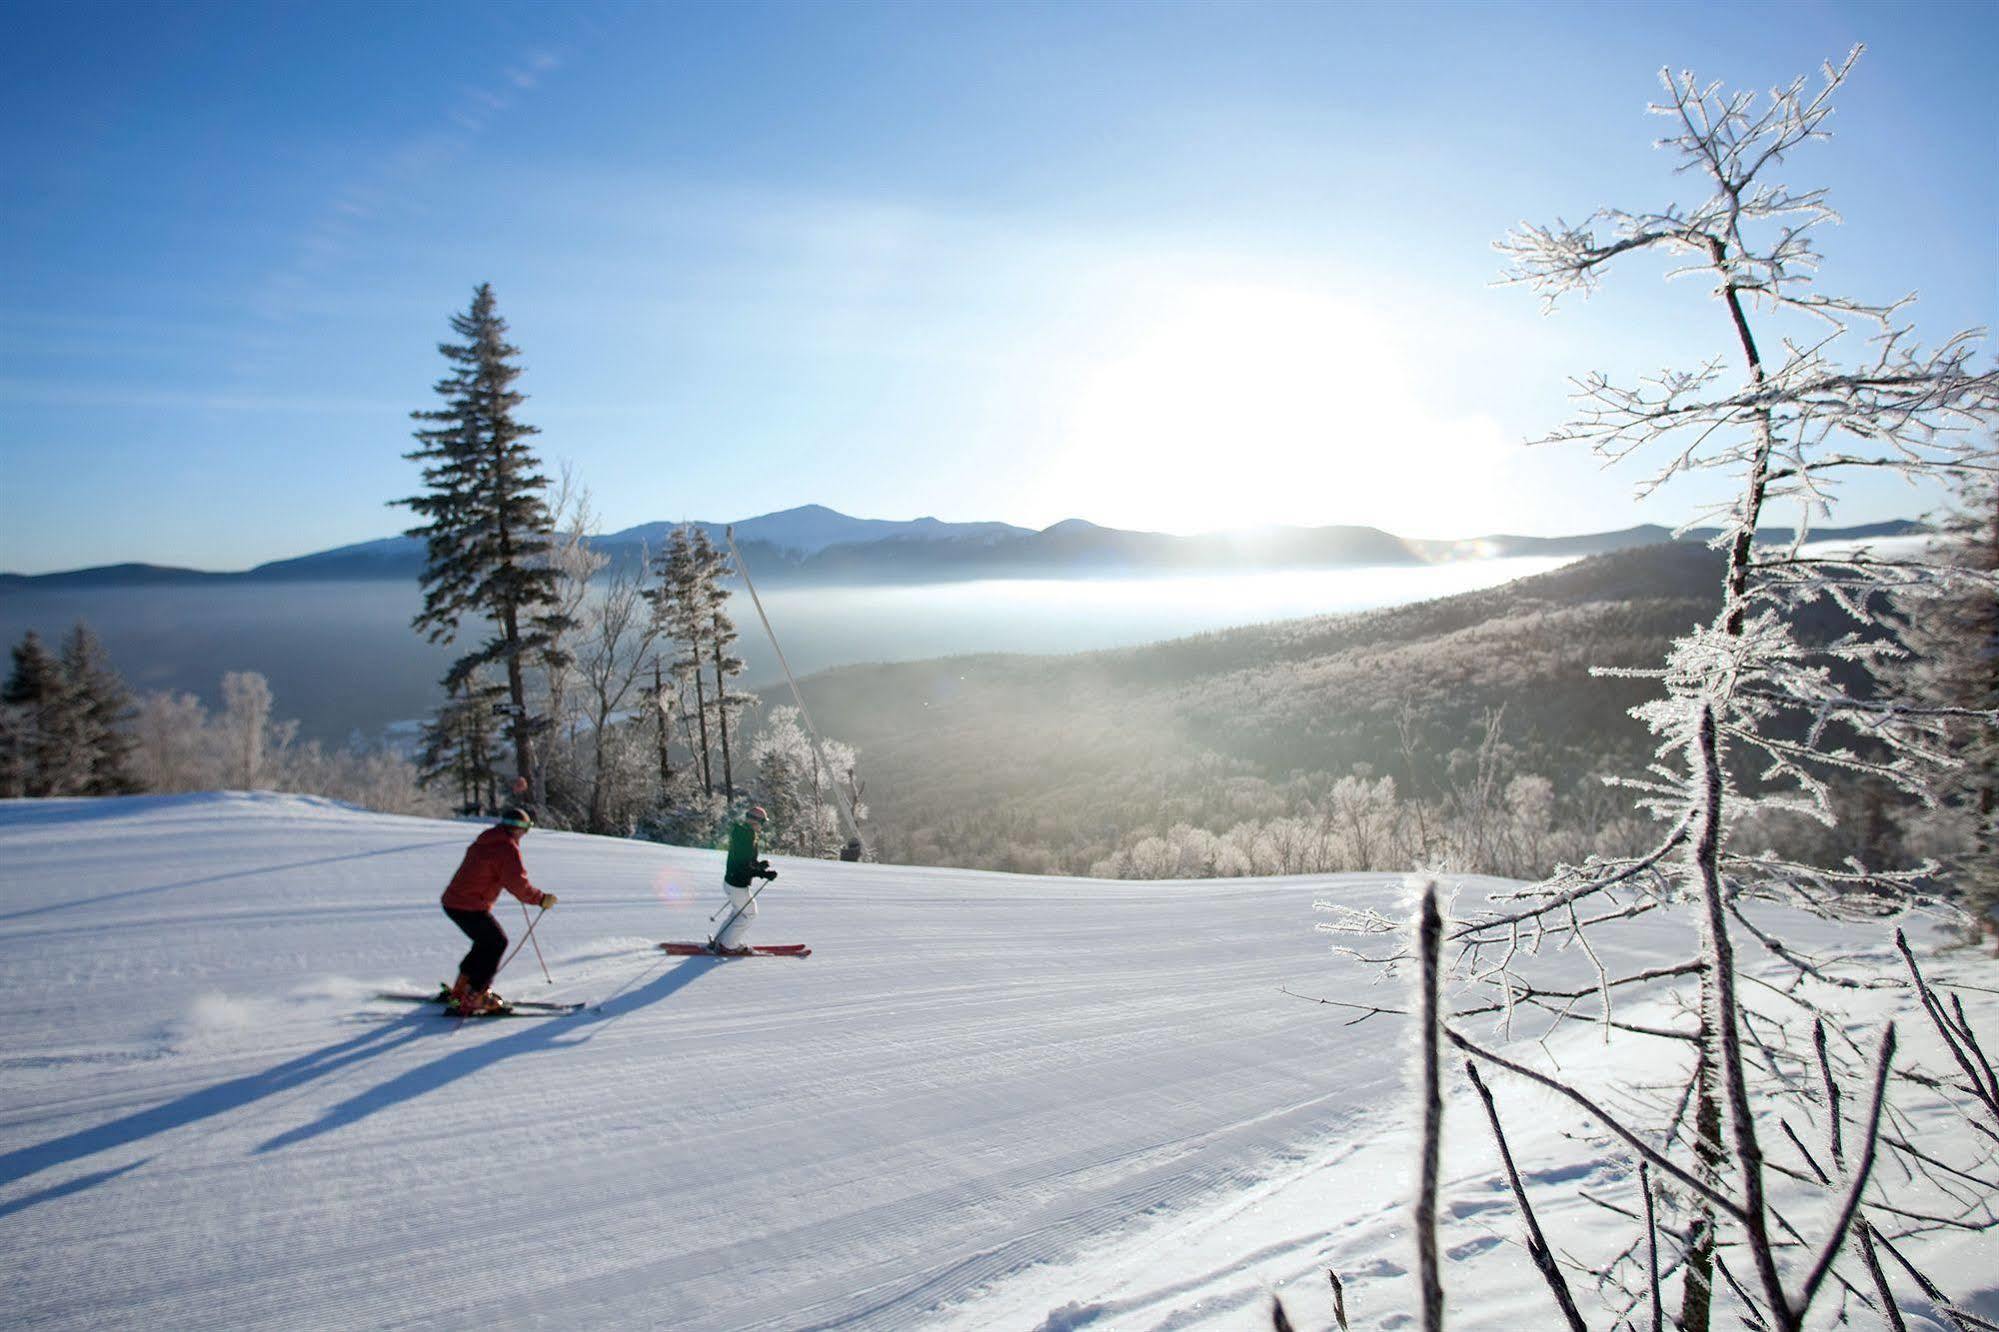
top-left (129, 691), bottom-right (214, 792)
top-left (650, 526), bottom-right (751, 798)
top-left (651, 527), bottom-right (714, 794)
top-left (1323, 48), bottom-right (1998, 1332)
top-left (398, 283), bottom-right (572, 790)
top-left (120, 675), bottom-right (435, 814)
top-left (530, 463), bottom-right (606, 813)
top-left (219, 671), bottom-right (299, 790)
top-left (1898, 467), bottom-right (1999, 939)
top-left (698, 530), bottom-right (753, 799)
top-left (749, 706), bottom-right (866, 857)
top-left (572, 547), bottom-right (663, 833)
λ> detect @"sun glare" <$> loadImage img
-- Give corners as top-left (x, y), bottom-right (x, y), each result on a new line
top-left (1061, 283), bottom-right (1509, 534)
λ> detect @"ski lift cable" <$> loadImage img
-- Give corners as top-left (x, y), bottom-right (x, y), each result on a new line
top-left (725, 526), bottom-right (864, 853)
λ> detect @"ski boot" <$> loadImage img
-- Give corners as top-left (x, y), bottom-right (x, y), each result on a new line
top-left (450, 987), bottom-right (508, 1017)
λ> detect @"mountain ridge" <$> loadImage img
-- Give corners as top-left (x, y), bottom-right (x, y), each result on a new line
top-left (0, 508), bottom-right (1924, 588)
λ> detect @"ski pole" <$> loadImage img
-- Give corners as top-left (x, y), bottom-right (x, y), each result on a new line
top-left (496, 904), bottom-right (551, 983)
top-left (520, 898), bottom-right (553, 985)
top-left (710, 875), bottom-right (777, 946)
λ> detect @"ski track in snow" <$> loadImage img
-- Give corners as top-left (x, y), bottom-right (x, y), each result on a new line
top-left (3, 793), bottom-right (1993, 1331)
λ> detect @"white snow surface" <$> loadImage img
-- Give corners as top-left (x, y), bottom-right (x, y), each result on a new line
top-left (1, 794), bottom-right (1992, 1330)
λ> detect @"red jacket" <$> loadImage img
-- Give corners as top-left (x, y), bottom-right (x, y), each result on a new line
top-left (441, 826), bottom-right (548, 912)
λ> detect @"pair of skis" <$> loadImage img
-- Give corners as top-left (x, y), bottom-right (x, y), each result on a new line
top-left (375, 987), bottom-right (586, 1020)
top-left (375, 941), bottom-right (813, 1020)
top-left (659, 941), bottom-right (811, 958)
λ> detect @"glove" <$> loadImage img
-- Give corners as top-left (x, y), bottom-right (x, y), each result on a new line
top-left (540, 892), bottom-right (558, 908)
top-left (760, 867), bottom-right (778, 882)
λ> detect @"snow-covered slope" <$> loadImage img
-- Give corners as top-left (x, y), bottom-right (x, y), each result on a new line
top-left (2, 795), bottom-right (1990, 1330)
top-left (0, 795), bottom-right (1411, 1329)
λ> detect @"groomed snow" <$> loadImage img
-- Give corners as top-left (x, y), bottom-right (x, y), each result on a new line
top-left (1, 794), bottom-right (1991, 1330)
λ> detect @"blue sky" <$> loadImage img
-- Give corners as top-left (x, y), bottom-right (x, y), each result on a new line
top-left (2, 0), bottom-right (1993, 573)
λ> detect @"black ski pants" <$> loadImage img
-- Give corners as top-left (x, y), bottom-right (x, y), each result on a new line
top-left (445, 907), bottom-right (509, 990)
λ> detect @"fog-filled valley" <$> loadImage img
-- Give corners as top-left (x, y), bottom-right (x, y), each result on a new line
top-left (0, 556), bottom-right (1576, 743)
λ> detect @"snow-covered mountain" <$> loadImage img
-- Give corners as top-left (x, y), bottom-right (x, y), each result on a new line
top-left (611, 503), bottom-right (1037, 558)
top-left (1, 794), bottom-right (1988, 1329)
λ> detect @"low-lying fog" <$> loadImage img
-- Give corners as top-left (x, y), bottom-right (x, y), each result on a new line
top-left (0, 557), bottom-right (1575, 742)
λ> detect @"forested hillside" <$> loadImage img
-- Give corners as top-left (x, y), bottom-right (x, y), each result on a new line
top-left (790, 543), bottom-right (1857, 875)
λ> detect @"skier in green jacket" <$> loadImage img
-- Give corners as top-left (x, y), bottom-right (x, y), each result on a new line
top-left (714, 805), bottom-right (777, 953)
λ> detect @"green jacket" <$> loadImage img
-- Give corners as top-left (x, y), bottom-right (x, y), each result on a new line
top-left (724, 820), bottom-right (762, 889)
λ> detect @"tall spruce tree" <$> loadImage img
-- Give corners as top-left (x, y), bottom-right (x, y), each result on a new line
top-left (651, 527), bottom-right (713, 794)
top-left (1, 631), bottom-right (79, 796)
top-left (398, 284), bottom-right (571, 789)
top-left (649, 527), bottom-right (752, 799)
top-left (59, 623), bottom-right (135, 794)
top-left (693, 528), bottom-right (751, 799)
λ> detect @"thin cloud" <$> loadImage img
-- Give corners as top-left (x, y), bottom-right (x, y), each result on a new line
top-left (256, 42), bottom-right (570, 315)
top-left (0, 379), bottom-right (406, 414)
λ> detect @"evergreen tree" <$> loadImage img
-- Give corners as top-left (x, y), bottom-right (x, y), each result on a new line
top-left (693, 528), bottom-right (752, 798)
top-left (59, 622), bottom-right (135, 794)
top-left (1, 631), bottom-right (87, 796)
top-left (0, 694), bottom-right (32, 798)
top-left (398, 283), bottom-right (571, 790)
top-left (416, 673), bottom-right (507, 815)
top-left (651, 526), bottom-right (714, 794)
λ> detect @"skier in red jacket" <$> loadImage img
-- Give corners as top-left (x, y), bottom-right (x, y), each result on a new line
top-left (440, 807), bottom-right (557, 1015)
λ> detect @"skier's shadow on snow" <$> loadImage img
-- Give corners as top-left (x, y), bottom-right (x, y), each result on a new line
top-left (0, 1014), bottom-right (434, 1200)
top-left (255, 959), bottom-right (723, 1154)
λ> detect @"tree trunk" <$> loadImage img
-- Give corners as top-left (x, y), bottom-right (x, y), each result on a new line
top-left (712, 632), bottom-right (733, 799)
top-left (1681, 994), bottom-right (1722, 1332)
top-left (1692, 704), bottom-right (1792, 1331)
top-left (502, 601), bottom-right (533, 788)
top-left (587, 721), bottom-right (607, 834)
top-left (653, 658), bottom-right (672, 790)
top-left (691, 652), bottom-right (712, 797)
top-left (1715, 257), bottom-right (1774, 637)
top-left (492, 430), bottom-right (533, 789)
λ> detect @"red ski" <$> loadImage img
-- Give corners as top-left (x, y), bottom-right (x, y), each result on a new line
top-left (659, 941), bottom-right (812, 958)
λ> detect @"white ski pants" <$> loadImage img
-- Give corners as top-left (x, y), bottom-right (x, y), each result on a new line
top-left (714, 882), bottom-right (758, 950)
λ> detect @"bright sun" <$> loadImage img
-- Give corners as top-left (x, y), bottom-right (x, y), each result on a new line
top-left (1059, 282), bottom-right (1508, 534)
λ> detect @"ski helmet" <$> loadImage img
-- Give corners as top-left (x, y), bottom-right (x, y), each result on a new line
top-left (746, 805), bottom-right (768, 824)
top-left (497, 806), bottom-right (535, 831)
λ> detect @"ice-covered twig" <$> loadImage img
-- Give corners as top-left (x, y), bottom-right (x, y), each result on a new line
top-left (1795, 1026), bottom-right (1895, 1318)
top-left (1450, 1028), bottom-right (1745, 1220)
top-left (1464, 1059), bottom-right (1590, 1331)
top-left (1896, 931), bottom-right (1999, 1131)
top-left (1868, 1229), bottom-right (1998, 1332)
top-left (1416, 882), bottom-right (1446, 1332)
top-left (1639, 1160), bottom-right (1663, 1332)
